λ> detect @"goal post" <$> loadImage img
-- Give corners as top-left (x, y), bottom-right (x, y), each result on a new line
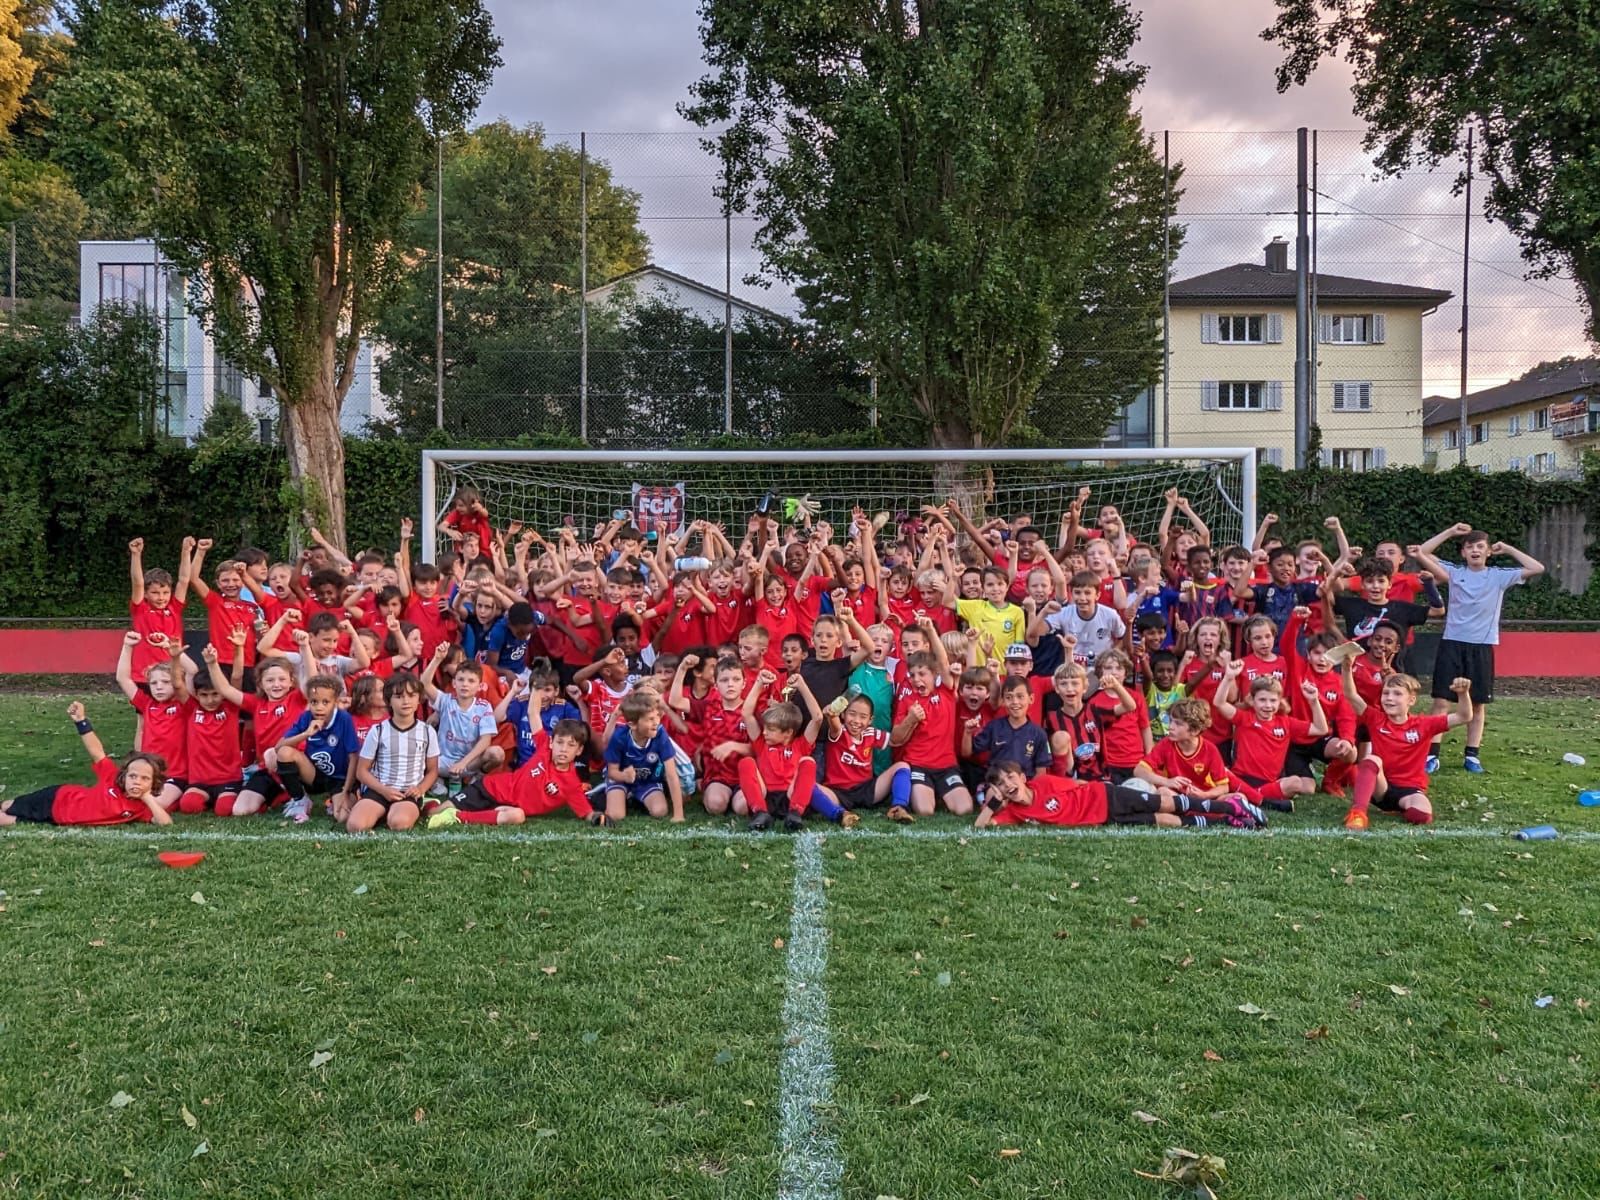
top-left (419, 447), bottom-right (1257, 564)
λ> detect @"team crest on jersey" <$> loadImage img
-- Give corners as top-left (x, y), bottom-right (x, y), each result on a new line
top-left (545, 781), bottom-right (558, 796)
top-left (1404, 729), bottom-right (1420, 743)
top-left (1271, 726), bottom-right (1286, 739)
top-left (1044, 797), bottom-right (1060, 813)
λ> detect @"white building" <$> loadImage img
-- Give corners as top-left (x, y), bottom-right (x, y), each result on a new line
top-left (79, 240), bottom-right (392, 441)
top-left (585, 263), bottom-right (788, 325)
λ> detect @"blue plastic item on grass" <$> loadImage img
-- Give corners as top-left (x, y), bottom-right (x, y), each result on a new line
top-left (1577, 790), bottom-right (1600, 807)
top-left (1515, 825), bottom-right (1559, 841)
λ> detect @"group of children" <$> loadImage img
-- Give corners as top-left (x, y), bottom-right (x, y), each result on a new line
top-left (2, 485), bottom-right (1544, 837)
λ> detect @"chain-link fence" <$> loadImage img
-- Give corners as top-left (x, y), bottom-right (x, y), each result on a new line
top-left (3, 128), bottom-right (1592, 462)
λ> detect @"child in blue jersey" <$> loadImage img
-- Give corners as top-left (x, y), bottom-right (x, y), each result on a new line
top-left (497, 666), bottom-right (585, 767)
top-left (422, 654), bottom-right (504, 795)
top-left (485, 601), bottom-right (546, 682)
top-left (274, 675), bottom-right (361, 823)
top-left (603, 690), bottom-right (686, 823)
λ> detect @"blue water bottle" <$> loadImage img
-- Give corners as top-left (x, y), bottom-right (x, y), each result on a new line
top-left (1577, 791), bottom-right (1600, 808)
top-left (1515, 825), bottom-right (1559, 841)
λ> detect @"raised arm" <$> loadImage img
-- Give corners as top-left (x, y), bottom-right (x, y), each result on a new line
top-left (396, 518), bottom-right (415, 596)
top-left (128, 538), bottom-right (146, 607)
top-left (1339, 654), bottom-right (1366, 717)
top-left (187, 538), bottom-right (213, 599)
top-left (1444, 674), bottom-right (1474, 727)
top-left (1251, 511), bottom-right (1278, 555)
top-left (1175, 495), bottom-right (1210, 548)
top-left (1491, 539), bottom-right (1544, 582)
top-left (1413, 522), bottom-right (1470, 580)
top-left (114, 631), bottom-right (142, 701)
top-left (67, 700), bottom-right (107, 765)
top-left (307, 526), bottom-right (352, 571)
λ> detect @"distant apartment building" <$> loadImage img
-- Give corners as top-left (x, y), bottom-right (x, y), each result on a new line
top-left (1422, 358), bottom-right (1599, 479)
top-left (1117, 239), bottom-right (1450, 467)
top-left (80, 240), bottom-right (392, 441)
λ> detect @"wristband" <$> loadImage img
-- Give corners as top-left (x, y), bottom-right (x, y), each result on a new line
top-left (74, 719), bottom-right (93, 735)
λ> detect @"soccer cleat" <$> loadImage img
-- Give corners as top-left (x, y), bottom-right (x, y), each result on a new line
top-left (1424, 755), bottom-right (1440, 775)
top-left (586, 810), bottom-right (610, 827)
top-left (1225, 814), bottom-right (1259, 830)
top-left (783, 813), bottom-right (805, 833)
top-left (426, 803), bottom-right (461, 830)
top-left (886, 805), bottom-right (915, 824)
top-left (839, 811), bottom-right (861, 829)
top-left (1343, 808), bottom-right (1370, 831)
top-left (748, 811), bottom-right (773, 832)
top-left (1232, 794), bottom-right (1268, 827)
top-left (282, 797), bottom-right (311, 824)
top-left (1463, 757), bottom-right (1486, 774)
top-left (1265, 798), bottom-right (1295, 814)
top-left (1319, 781), bottom-right (1347, 800)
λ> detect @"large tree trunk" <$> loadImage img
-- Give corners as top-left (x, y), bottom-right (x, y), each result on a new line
top-left (282, 359), bottom-right (348, 552)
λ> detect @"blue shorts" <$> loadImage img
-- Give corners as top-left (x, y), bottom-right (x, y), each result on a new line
top-left (606, 776), bottom-right (665, 808)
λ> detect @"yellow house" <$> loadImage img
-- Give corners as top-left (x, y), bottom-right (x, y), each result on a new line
top-left (1422, 358), bottom-right (1600, 479)
top-left (1151, 240), bottom-right (1450, 468)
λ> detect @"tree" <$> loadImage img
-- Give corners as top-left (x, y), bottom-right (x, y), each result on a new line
top-left (0, 155), bottom-right (89, 305)
top-left (682, 0), bottom-right (1172, 453)
top-left (1266, 0), bottom-right (1600, 341)
top-left (52, 0), bottom-right (501, 548)
top-left (376, 121), bottom-right (648, 436)
top-left (0, 0), bottom-right (37, 138)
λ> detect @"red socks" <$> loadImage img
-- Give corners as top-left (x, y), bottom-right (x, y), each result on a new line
top-left (787, 758), bottom-right (818, 815)
top-left (737, 758), bottom-right (767, 812)
top-left (1403, 805), bottom-right (1432, 825)
top-left (1350, 759), bottom-right (1379, 816)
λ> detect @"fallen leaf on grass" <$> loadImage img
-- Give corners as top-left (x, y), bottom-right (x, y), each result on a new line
top-left (713, 1049), bottom-right (734, 1067)
top-left (181, 1104), bottom-right (199, 1130)
top-left (540, 965), bottom-right (558, 976)
top-left (352, 884), bottom-right (368, 896)
top-left (1202, 1050), bottom-right (1223, 1063)
top-left (190, 892), bottom-right (206, 906)
top-left (89, 938), bottom-right (106, 948)
top-left (1131, 916), bottom-right (1149, 930)
top-left (581, 1031), bottom-right (599, 1045)
top-left (413, 1108), bottom-right (426, 1124)
top-left (1133, 1110), bottom-right (1162, 1125)
top-left (109, 1091), bottom-right (134, 1109)
top-left (1133, 1147), bottom-right (1227, 1199)
top-left (309, 1050), bottom-right (334, 1069)
top-left (742, 1099), bottom-right (755, 1107)
top-left (1303, 1025), bottom-right (1330, 1040)
top-left (907, 1092), bottom-right (931, 1106)
top-left (1534, 995), bottom-right (1555, 1009)
top-left (1220, 958), bottom-right (1238, 969)
top-left (1236, 1002), bottom-right (1266, 1016)
top-left (190, 1141), bottom-right (209, 1159)
top-left (998, 1148), bottom-right (1022, 1159)
top-left (773, 937), bottom-right (785, 949)
top-left (935, 971), bottom-right (952, 988)
top-left (1387, 984), bottom-right (1412, 997)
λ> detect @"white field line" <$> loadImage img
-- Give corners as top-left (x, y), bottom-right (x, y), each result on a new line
top-left (777, 832), bottom-right (842, 1200)
top-left (2, 823), bottom-right (1596, 847)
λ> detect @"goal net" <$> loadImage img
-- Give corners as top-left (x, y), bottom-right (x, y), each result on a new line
top-left (420, 449), bottom-right (1257, 563)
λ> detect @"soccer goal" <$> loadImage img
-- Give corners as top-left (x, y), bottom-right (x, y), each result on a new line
top-left (419, 448), bottom-right (1258, 563)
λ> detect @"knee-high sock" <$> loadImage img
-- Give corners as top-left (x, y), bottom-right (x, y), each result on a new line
top-left (808, 785), bottom-right (844, 822)
top-left (1403, 805), bottom-right (1432, 825)
top-left (785, 758), bottom-right (818, 815)
top-left (737, 758), bottom-right (768, 812)
top-left (890, 765), bottom-right (911, 808)
top-left (1350, 759), bottom-right (1380, 815)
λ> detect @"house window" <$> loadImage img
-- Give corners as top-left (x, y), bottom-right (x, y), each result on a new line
top-left (1329, 448), bottom-right (1385, 472)
top-left (1507, 414), bottom-right (1521, 437)
top-left (1529, 407), bottom-right (1551, 431)
top-left (1444, 428), bottom-right (1459, 450)
top-left (1469, 421), bottom-right (1488, 445)
top-left (1331, 381), bottom-right (1372, 411)
top-left (1509, 457), bottom-right (1524, 471)
top-left (1256, 447), bottom-right (1283, 468)
top-left (1530, 452), bottom-right (1555, 475)
top-left (99, 262), bottom-right (160, 309)
top-left (1217, 315), bottom-right (1264, 343)
top-left (1328, 315), bottom-right (1368, 343)
top-left (1218, 382), bottom-right (1265, 410)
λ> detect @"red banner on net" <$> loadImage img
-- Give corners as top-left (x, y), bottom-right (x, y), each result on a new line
top-left (631, 482), bottom-right (687, 537)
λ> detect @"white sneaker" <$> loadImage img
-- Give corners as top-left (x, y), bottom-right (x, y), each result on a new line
top-left (282, 797), bottom-right (311, 824)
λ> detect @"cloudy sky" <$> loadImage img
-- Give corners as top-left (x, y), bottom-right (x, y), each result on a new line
top-left (478, 0), bottom-right (1589, 401)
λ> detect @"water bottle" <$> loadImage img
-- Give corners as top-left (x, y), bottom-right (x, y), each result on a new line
top-left (1561, 753), bottom-right (1586, 766)
top-left (674, 556), bottom-right (712, 572)
top-left (1577, 791), bottom-right (1600, 808)
top-left (845, 684), bottom-right (863, 701)
top-left (1515, 825), bottom-right (1559, 841)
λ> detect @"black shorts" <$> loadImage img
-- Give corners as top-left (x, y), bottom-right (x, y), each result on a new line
top-left (1104, 765), bottom-right (1136, 785)
top-left (1105, 783), bottom-right (1162, 826)
top-left (831, 780), bottom-right (881, 810)
top-left (958, 760), bottom-right (986, 792)
top-left (184, 780), bottom-right (243, 808)
top-left (242, 769), bottom-right (287, 806)
top-left (1286, 735), bottom-right (1340, 776)
top-left (458, 780), bottom-right (503, 812)
top-left (908, 765), bottom-right (967, 802)
top-left (357, 785), bottom-right (421, 812)
top-left (6, 785), bottom-right (60, 824)
top-left (1431, 639), bottom-right (1494, 704)
top-left (161, 776), bottom-right (186, 794)
top-left (297, 767), bottom-right (345, 796)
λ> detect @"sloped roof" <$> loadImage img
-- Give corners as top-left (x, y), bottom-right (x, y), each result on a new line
top-left (1170, 262), bottom-right (1452, 306)
top-left (1421, 358), bottom-right (1600, 426)
top-left (586, 263), bottom-right (789, 323)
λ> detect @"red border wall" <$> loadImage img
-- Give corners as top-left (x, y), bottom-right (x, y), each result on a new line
top-left (0, 629), bottom-right (1596, 678)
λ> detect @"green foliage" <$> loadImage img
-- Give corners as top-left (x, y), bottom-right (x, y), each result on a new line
top-left (683, 0), bottom-right (1176, 448)
top-left (1267, 0), bottom-right (1600, 339)
top-left (51, 0), bottom-right (502, 547)
top-left (0, 155), bottom-right (88, 305)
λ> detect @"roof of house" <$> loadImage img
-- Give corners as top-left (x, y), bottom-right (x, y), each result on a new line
top-left (1169, 262), bottom-right (1452, 307)
top-left (586, 263), bottom-right (789, 323)
top-left (1421, 357), bottom-right (1600, 427)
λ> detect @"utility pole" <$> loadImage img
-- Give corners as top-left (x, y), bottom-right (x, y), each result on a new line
top-left (435, 134), bottom-right (445, 431)
top-left (579, 132), bottom-right (589, 443)
top-left (1161, 130), bottom-right (1171, 449)
top-left (1294, 127), bottom-right (1311, 469)
top-left (1458, 126), bottom-right (1474, 466)
top-left (724, 166), bottom-right (734, 435)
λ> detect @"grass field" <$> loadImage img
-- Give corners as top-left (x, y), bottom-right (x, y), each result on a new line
top-left (2, 692), bottom-right (1599, 1199)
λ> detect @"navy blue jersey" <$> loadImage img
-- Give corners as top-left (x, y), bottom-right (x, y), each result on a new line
top-left (284, 707), bottom-right (359, 780)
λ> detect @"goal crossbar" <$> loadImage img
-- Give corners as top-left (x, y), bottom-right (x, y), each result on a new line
top-left (420, 447), bottom-right (1257, 564)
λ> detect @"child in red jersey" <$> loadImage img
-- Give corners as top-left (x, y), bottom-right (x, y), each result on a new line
top-left (1283, 625), bottom-right (1361, 797)
top-left (396, 518), bottom-right (458, 663)
top-left (738, 671), bottom-right (842, 831)
top-left (889, 617), bottom-right (972, 820)
top-left (187, 539), bottom-right (260, 687)
top-left (228, 656), bottom-right (310, 816)
top-left (1, 702), bottom-right (172, 828)
top-left (818, 692), bottom-right (907, 813)
top-left (1347, 621), bottom-right (1403, 714)
top-left (177, 642), bottom-right (250, 814)
top-left (1177, 616), bottom-right (1232, 746)
top-left (1213, 665), bottom-right (1326, 812)
top-left (683, 657), bottom-right (756, 816)
top-left (975, 760), bottom-right (1257, 830)
top-left (1041, 662), bottom-right (1101, 781)
top-left (348, 675), bottom-right (389, 742)
top-left (1086, 649), bottom-right (1151, 783)
top-left (1136, 697), bottom-right (1234, 802)
top-left (437, 485), bottom-right (494, 557)
top-left (1236, 615), bottom-right (1289, 691)
top-left (1339, 668), bottom-right (1472, 830)
top-left (114, 630), bottom-right (186, 812)
top-left (127, 536), bottom-right (192, 687)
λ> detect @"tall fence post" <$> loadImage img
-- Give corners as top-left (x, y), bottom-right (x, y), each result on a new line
top-left (434, 134), bottom-right (445, 431)
top-left (1458, 126), bottom-right (1473, 466)
top-left (1161, 130), bottom-right (1171, 449)
top-left (579, 131), bottom-right (589, 443)
top-left (1294, 127), bottom-right (1310, 469)
top-left (724, 172), bottom-right (734, 435)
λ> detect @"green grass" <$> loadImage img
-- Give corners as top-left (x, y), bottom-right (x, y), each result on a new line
top-left (1, 692), bottom-right (1598, 1198)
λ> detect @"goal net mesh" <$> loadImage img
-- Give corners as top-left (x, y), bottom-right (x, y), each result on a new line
top-left (427, 454), bottom-right (1246, 558)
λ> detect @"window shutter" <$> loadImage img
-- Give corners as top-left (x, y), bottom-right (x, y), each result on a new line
top-left (1360, 382), bottom-right (1372, 409)
top-left (1318, 447), bottom-right (1332, 468)
top-left (1332, 382), bottom-right (1346, 409)
top-left (1370, 313), bottom-right (1386, 343)
top-left (1510, 457), bottom-right (1523, 471)
top-left (1319, 314), bottom-right (1333, 343)
top-left (1264, 447), bottom-right (1283, 467)
top-left (1201, 380), bottom-right (1219, 411)
top-left (1201, 313), bottom-right (1218, 344)
top-left (1265, 380), bottom-right (1284, 411)
top-left (1266, 313), bottom-right (1283, 343)
top-left (1371, 447), bottom-right (1387, 469)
